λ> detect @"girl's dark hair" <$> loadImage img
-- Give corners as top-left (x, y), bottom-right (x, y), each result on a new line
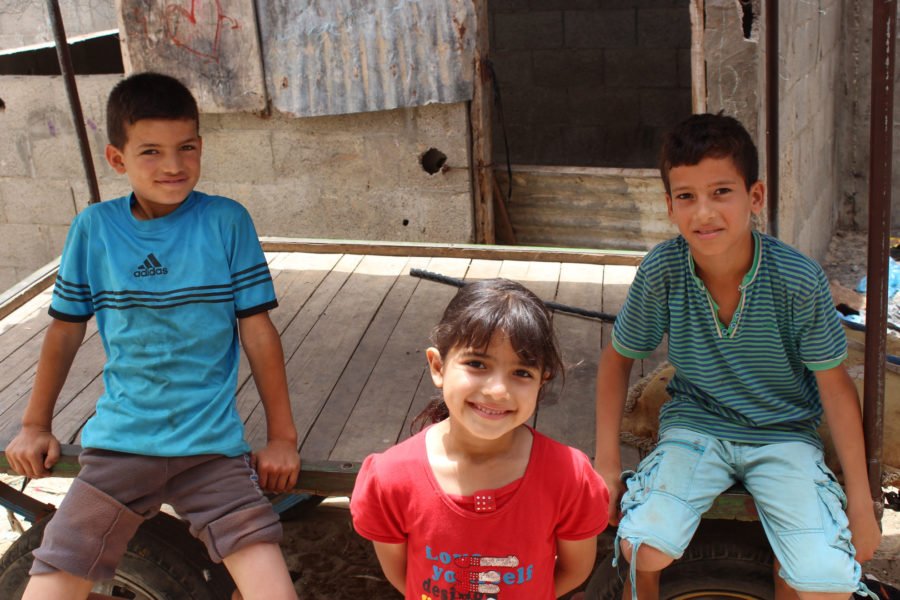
top-left (411, 278), bottom-right (565, 432)
top-left (106, 72), bottom-right (199, 150)
top-left (659, 112), bottom-right (759, 195)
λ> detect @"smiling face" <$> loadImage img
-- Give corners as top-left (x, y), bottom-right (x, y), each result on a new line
top-left (665, 156), bottom-right (765, 267)
top-left (105, 118), bottom-right (202, 220)
top-left (427, 334), bottom-right (546, 446)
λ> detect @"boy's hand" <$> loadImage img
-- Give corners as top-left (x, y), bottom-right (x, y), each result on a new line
top-left (251, 439), bottom-right (300, 493)
top-left (595, 464), bottom-right (625, 525)
top-left (5, 425), bottom-right (61, 479)
top-left (847, 500), bottom-right (882, 563)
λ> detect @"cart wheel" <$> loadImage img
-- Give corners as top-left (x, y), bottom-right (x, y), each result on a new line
top-left (585, 521), bottom-right (774, 600)
top-left (271, 493), bottom-right (326, 522)
top-left (0, 512), bottom-right (235, 600)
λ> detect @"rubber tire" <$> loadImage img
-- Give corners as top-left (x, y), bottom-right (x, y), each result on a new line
top-left (585, 521), bottom-right (775, 600)
top-left (0, 512), bottom-right (235, 600)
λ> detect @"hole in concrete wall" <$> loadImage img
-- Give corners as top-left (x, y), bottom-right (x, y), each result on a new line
top-left (0, 98), bottom-right (5, 111)
top-left (420, 148), bottom-right (447, 175)
top-left (739, 0), bottom-right (756, 40)
top-left (402, 219), bottom-right (409, 226)
top-left (0, 32), bottom-right (123, 75)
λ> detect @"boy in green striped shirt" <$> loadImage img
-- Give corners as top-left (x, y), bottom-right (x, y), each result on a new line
top-left (594, 113), bottom-right (880, 600)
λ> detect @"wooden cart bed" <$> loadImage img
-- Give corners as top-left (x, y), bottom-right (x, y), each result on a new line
top-left (0, 241), bottom-right (664, 497)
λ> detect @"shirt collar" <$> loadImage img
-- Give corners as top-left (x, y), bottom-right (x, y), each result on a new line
top-left (687, 230), bottom-right (762, 291)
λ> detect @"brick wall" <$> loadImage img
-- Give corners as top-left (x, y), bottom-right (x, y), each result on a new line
top-left (489, 0), bottom-right (693, 168)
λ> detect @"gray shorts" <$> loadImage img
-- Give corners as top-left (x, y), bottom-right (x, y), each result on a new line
top-left (30, 449), bottom-right (282, 581)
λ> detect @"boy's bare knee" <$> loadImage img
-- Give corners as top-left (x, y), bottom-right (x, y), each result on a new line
top-left (619, 539), bottom-right (673, 572)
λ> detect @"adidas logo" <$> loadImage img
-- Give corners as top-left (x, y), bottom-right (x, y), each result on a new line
top-left (133, 253), bottom-right (169, 277)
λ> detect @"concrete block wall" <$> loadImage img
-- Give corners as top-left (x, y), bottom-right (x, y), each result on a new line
top-left (0, 75), bottom-right (473, 294)
top-left (489, 0), bottom-right (692, 168)
top-left (837, 0), bottom-right (900, 237)
top-left (776, 0), bottom-right (846, 261)
top-left (705, 0), bottom-right (846, 262)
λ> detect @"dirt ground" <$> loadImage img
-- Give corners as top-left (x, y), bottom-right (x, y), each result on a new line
top-left (2, 230), bottom-right (899, 598)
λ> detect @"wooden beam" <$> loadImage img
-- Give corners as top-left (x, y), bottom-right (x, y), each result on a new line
top-left (0, 444), bottom-right (360, 497)
top-left (470, 0), bottom-right (495, 244)
top-left (259, 237), bottom-right (644, 266)
top-left (0, 258), bottom-right (60, 321)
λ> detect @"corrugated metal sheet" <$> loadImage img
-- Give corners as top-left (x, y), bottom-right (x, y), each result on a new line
top-left (256, 0), bottom-right (476, 118)
top-left (495, 167), bottom-right (679, 252)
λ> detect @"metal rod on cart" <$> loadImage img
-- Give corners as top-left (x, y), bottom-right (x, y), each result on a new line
top-left (863, 0), bottom-right (895, 508)
top-left (409, 268), bottom-right (617, 323)
top-left (46, 0), bottom-right (101, 205)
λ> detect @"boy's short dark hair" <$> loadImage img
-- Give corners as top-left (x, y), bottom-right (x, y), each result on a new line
top-left (106, 72), bottom-right (199, 149)
top-left (659, 113), bottom-right (759, 195)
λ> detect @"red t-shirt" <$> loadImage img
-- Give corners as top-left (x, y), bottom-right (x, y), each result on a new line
top-left (350, 427), bottom-right (609, 599)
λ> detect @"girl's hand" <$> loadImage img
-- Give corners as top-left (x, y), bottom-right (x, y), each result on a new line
top-left (251, 439), bottom-right (300, 493)
top-left (5, 425), bottom-right (60, 479)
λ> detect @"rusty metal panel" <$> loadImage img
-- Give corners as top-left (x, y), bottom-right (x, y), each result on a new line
top-left (257, 0), bottom-right (475, 118)
top-left (117, 0), bottom-right (267, 113)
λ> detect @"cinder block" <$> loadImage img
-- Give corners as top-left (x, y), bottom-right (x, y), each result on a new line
top-left (491, 50), bottom-right (535, 89)
top-left (200, 130), bottom-right (277, 183)
top-left (0, 132), bottom-right (31, 177)
top-left (493, 11), bottom-right (564, 51)
top-left (0, 177), bottom-right (78, 226)
top-left (677, 48), bottom-right (692, 89)
top-left (568, 88), bottom-right (641, 127)
top-left (638, 8), bottom-right (690, 48)
top-left (640, 88), bottom-right (692, 127)
top-left (605, 48), bottom-right (678, 88)
top-left (533, 49), bottom-right (604, 88)
top-left (565, 9), bottom-right (635, 49)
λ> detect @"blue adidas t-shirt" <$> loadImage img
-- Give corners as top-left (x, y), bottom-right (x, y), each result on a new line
top-left (49, 191), bottom-right (277, 457)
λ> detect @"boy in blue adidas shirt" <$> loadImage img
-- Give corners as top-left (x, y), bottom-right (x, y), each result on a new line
top-left (6, 72), bottom-right (300, 600)
top-left (594, 113), bottom-right (881, 600)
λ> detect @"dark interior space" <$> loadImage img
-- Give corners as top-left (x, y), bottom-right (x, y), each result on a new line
top-left (489, 1), bottom-right (693, 168)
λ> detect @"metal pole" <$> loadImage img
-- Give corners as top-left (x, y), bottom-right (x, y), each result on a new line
top-left (765, 0), bottom-right (778, 237)
top-left (46, 0), bottom-right (101, 205)
top-left (863, 0), bottom-right (895, 505)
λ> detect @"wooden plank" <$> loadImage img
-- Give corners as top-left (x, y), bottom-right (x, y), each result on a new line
top-left (463, 259), bottom-right (503, 281)
top-left (242, 254), bottom-right (407, 448)
top-left (260, 237), bottom-right (644, 266)
top-left (238, 253), bottom-right (363, 425)
top-left (330, 257), bottom-right (471, 460)
top-left (0, 286), bottom-right (53, 342)
top-left (498, 260), bottom-right (560, 301)
top-left (61, 376), bottom-right (105, 445)
top-left (0, 258), bottom-right (59, 321)
top-left (117, 0), bottom-right (267, 112)
top-left (602, 265), bottom-right (640, 387)
top-left (0, 328), bottom-right (104, 443)
top-left (535, 263), bottom-right (606, 457)
top-left (471, 0), bottom-right (494, 243)
top-left (0, 445), bottom-right (359, 497)
top-left (0, 334), bottom-right (44, 398)
top-left (300, 256), bottom-right (430, 460)
top-left (235, 253), bottom-right (343, 409)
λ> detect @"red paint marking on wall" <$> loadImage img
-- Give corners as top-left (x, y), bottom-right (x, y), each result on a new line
top-left (165, 0), bottom-right (240, 63)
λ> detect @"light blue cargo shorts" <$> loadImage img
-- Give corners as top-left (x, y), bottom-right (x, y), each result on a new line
top-left (615, 427), bottom-right (871, 598)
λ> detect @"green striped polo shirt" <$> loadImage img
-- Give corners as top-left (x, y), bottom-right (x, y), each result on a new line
top-left (612, 230), bottom-right (847, 447)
